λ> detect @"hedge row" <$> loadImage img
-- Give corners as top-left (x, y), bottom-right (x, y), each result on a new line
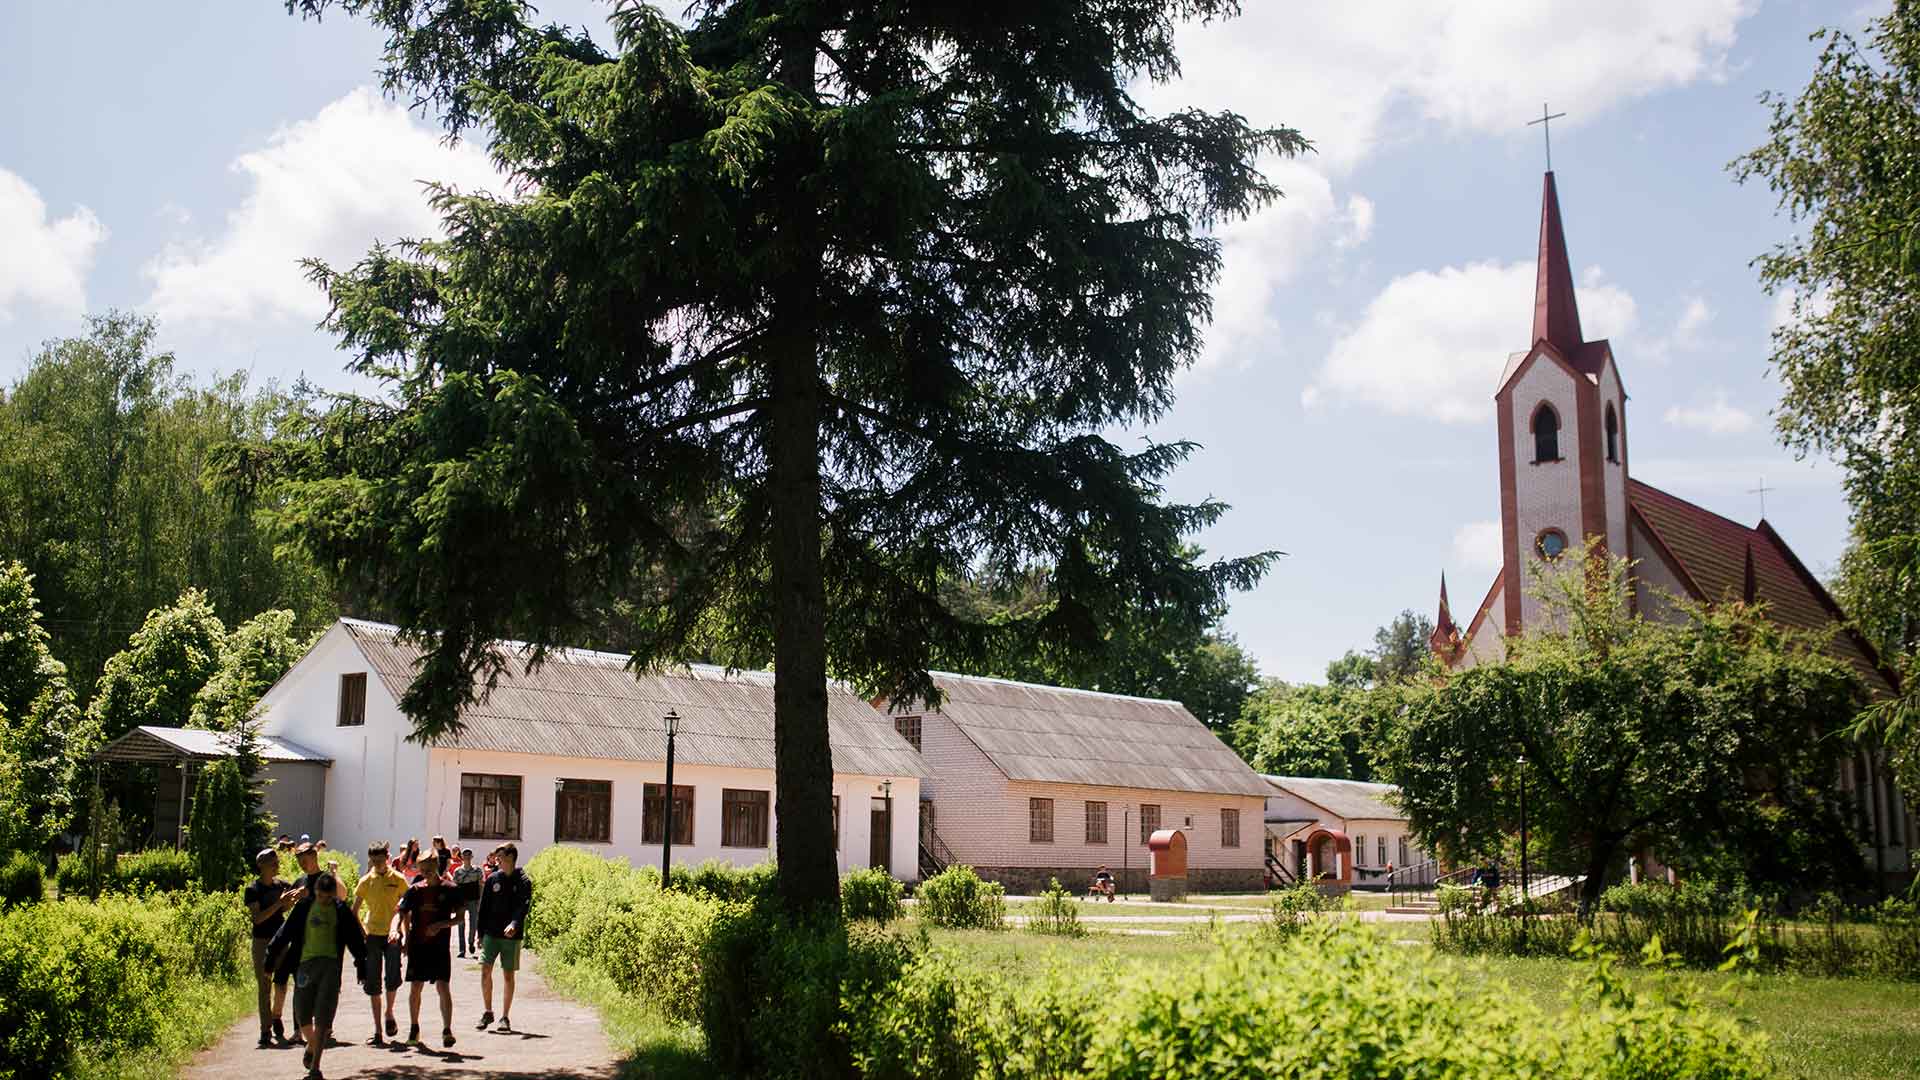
top-left (0, 890), bottom-right (250, 1079)
top-left (523, 847), bottom-right (1774, 1080)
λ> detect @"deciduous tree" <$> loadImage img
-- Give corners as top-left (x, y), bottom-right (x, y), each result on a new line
top-left (277, 0), bottom-right (1297, 913)
top-left (87, 590), bottom-right (225, 744)
top-left (0, 562), bottom-right (94, 855)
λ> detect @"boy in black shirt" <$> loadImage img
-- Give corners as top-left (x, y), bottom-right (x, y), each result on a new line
top-left (244, 848), bottom-right (303, 1046)
top-left (475, 843), bottom-right (533, 1032)
top-left (397, 851), bottom-right (461, 1048)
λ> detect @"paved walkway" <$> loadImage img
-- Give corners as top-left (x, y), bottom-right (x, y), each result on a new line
top-left (188, 952), bottom-right (618, 1080)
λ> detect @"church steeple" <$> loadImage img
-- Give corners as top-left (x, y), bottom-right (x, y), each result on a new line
top-left (1430, 573), bottom-right (1462, 664)
top-left (1532, 171), bottom-right (1583, 354)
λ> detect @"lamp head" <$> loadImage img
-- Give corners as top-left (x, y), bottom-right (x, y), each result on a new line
top-left (664, 709), bottom-right (680, 737)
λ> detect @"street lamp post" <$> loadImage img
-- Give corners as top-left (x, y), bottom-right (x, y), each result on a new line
top-left (662, 709), bottom-right (680, 884)
top-left (1516, 753), bottom-right (1530, 944)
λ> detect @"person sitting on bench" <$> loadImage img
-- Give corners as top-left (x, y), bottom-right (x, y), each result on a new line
top-left (1087, 866), bottom-right (1116, 901)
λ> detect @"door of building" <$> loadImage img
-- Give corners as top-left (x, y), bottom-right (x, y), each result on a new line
top-left (870, 798), bottom-right (891, 875)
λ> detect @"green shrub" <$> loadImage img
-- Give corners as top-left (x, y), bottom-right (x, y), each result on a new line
top-left (1261, 880), bottom-right (1334, 943)
top-left (113, 847), bottom-right (197, 893)
top-left (842, 866), bottom-right (904, 924)
top-left (0, 889), bottom-right (250, 1079)
top-left (0, 851), bottom-right (45, 908)
top-left (1025, 878), bottom-right (1085, 938)
top-left (672, 858), bottom-right (776, 902)
top-left (914, 865), bottom-right (1006, 930)
top-left (315, 848), bottom-right (360, 888)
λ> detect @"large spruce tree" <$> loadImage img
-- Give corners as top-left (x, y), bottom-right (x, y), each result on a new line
top-left (281, 0), bottom-right (1296, 912)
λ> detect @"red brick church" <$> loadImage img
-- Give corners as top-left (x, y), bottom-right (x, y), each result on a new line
top-left (1430, 171), bottom-right (1912, 884)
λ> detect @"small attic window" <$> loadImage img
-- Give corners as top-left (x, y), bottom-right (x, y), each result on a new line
top-left (1531, 404), bottom-right (1561, 463)
top-left (337, 672), bottom-right (367, 727)
top-left (1605, 404), bottom-right (1619, 463)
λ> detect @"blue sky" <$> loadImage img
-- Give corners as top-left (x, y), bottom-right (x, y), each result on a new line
top-left (0, 1), bottom-right (1875, 682)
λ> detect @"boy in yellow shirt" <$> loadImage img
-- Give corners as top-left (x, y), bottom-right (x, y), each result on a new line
top-left (351, 841), bottom-right (409, 1045)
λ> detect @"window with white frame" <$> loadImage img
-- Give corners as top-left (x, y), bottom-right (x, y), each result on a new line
top-left (1354, 834), bottom-right (1367, 866)
top-left (1378, 836), bottom-right (1388, 867)
top-left (1398, 836), bottom-right (1410, 866)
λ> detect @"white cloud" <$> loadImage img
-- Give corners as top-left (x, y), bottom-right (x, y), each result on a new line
top-left (0, 168), bottom-right (107, 322)
top-left (1676, 295), bottom-right (1713, 339)
top-left (1663, 390), bottom-right (1755, 435)
top-left (1337, 195), bottom-right (1375, 248)
top-left (1197, 161), bottom-right (1344, 371)
top-left (1145, 2), bottom-right (1753, 173)
top-left (145, 87), bottom-right (501, 326)
top-left (1452, 519), bottom-right (1504, 573)
top-left (1301, 259), bottom-right (1637, 422)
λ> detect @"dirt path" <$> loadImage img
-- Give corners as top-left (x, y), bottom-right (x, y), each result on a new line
top-left (187, 952), bottom-right (619, 1080)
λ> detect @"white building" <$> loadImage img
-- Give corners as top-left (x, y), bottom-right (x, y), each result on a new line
top-left (255, 619), bottom-right (927, 878)
top-left (1263, 774), bottom-right (1423, 890)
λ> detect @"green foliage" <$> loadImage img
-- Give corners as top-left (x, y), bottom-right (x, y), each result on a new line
top-left (1372, 609), bottom-right (1437, 684)
top-left (0, 889), bottom-right (249, 1080)
top-left (0, 562), bottom-right (95, 855)
top-left (188, 609), bottom-right (313, 731)
top-left (1261, 880), bottom-right (1336, 944)
top-left (1732, 8), bottom-right (1920, 811)
top-left (841, 867), bottom-right (904, 924)
top-left (1025, 878), bottom-right (1086, 938)
top-left (914, 866), bottom-right (1007, 931)
top-left (184, 758), bottom-right (250, 890)
top-left (0, 313), bottom-right (336, 699)
top-left (0, 852), bottom-right (45, 909)
top-left (86, 589), bottom-right (226, 744)
top-left (58, 847), bottom-right (199, 897)
top-left (1379, 543), bottom-right (1868, 910)
top-left (670, 858), bottom-right (778, 903)
top-left (1232, 680), bottom-right (1383, 780)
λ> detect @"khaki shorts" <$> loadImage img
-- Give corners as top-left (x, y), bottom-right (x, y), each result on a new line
top-left (480, 934), bottom-right (522, 971)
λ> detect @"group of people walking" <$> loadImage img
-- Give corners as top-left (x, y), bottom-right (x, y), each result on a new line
top-left (243, 834), bottom-right (534, 1079)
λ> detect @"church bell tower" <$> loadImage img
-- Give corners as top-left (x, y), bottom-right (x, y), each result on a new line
top-left (1492, 172), bottom-right (1631, 635)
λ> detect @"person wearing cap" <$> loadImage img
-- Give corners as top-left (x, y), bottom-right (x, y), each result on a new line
top-left (244, 847), bottom-right (303, 1047)
top-left (451, 848), bottom-right (482, 958)
top-left (352, 842), bottom-right (409, 1045)
top-left (269, 871), bottom-right (367, 1080)
top-left (271, 841), bottom-right (326, 1046)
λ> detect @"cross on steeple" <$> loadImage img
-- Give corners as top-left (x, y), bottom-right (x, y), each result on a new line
top-left (1527, 103), bottom-right (1567, 171)
top-left (1748, 477), bottom-right (1776, 520)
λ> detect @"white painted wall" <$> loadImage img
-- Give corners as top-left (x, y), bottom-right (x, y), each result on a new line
top-left (256, 624), bottom-right (429, 858)
top-left (1508, 353), bottom-right (1586, 631)
top-left (423, 747), bottom-right (921, 879)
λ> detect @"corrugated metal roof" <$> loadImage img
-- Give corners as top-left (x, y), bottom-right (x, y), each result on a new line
top-left (94, 725), bottom-right (333, 765)
top-left (919, 672), bottom-right (1271, 798)
top-left (340, 620), bottom-right (927, 778)
top-left (1264, 775), bottom-right (1403, 821)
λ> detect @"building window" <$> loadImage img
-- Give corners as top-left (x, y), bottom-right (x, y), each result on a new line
top-left (460, 774), bottom-right (521, 840)
top-left (1221, 809), bottom-right (1241, 848)
top-left (554, 779), bottom-right (612, 843)
top-left (1139, 804), bottom-right (1161, 844)
top-left (1029, 798), bottom-right (1054, 843)
top-left (337, 672), bottom-right (366, 727)
top-left (1532, 403), bottom-right (1560, 463)
top-left (641, 783), bottom-right (694, 846)
top-left (1536, 528), bottom-right (1569, 561)
top-left (1378, 836), bottom-right (1388, 867)
top-left (1398, 836), bottom-right (1410, 866)
top-left (1605, 404), bottom-right (1619, 463)
top-left (1354, 834), bottom-right (1367, 866)
top-left (722, 788), bottom-right (770, 847)
top-left (1085, 801), bottom-right (1108, 844)
top-left (894, 715), bottom-right (922, 752)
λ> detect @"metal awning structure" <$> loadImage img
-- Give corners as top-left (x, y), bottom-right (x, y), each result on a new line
top-left (92, 725), bottom-right (332, 766)
top-left (90, 726), bottom-right (330, 848)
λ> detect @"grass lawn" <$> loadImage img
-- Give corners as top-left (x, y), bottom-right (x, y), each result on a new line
top-left (73, 975), bottom-right (254, 1080)
top-left (539, 954), bottom-right (708, 1080)
top-left (924, 924), bottom-right (1920, 1080)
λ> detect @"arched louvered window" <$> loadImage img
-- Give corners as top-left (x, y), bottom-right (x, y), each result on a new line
top-left (1605, 404), bottom-right (1619, 463)
top-left (1532, 404), bottom-right (1560, 463)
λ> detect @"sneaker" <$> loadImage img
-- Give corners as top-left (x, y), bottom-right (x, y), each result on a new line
top-left (385, 1016), bottom-right (397, 1037)
top-left (291, 1030), bottom-right (306, 1047)
top-left (302, 1044), bottom-right (315, 1070)
top-left (368, 1033), bottom-right (384, 1047)
top-left (496, 1016), bottom-right (512, 1034)
top-left (442, 1028), bottom-right (456, 1049)
top-left (408, 1022), bottom-right (420, 1045)
top-left (476, 1011), bottom-right (493, 1031)
top-left (258, 1030), bottom-right (273, 1049)
top-left (272, 1019), bottom-right (286, 1044)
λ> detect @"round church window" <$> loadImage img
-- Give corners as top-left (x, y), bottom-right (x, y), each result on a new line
top-left (1536, 529), bottom-right (1568, 560)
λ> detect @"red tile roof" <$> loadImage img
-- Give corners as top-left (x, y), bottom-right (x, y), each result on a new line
top-left (1628, 479), bottom-right (1893, 692)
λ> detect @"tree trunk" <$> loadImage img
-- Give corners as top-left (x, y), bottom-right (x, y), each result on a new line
top-left (1578, 839), bottom-right (1616, 922)
top-left (767, 23), bottom-right (836, 920)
